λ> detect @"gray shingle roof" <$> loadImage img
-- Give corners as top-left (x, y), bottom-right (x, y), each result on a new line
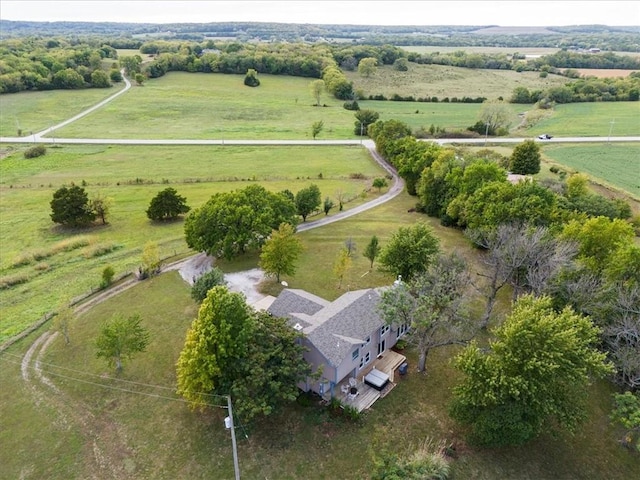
top-left (269, 287), bottom-right (387, 368)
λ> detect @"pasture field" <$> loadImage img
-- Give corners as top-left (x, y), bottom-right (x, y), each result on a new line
top-left (0, 86), bottom-right (121, 137)
top-left (345, 63), bottom-right (572, 101)
top-left (0, 144), bottom-right (387, 341)
top-left (49, 73), bottom-right (359, 140)
top-left (0, 192), bottom-right (637, 479)
top-left (541, 143), bottom-right (640, 199)
top-left (526, 102), bottom-right (640, 137)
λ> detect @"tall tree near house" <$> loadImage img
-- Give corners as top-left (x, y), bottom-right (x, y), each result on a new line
top-left (190, 267), bottom-right (226, 303)
top-left (309, 79), bottom-right (325, 106)
top-left (449, 295), bottom-right (613, 447)
top-left (378, 253), bottom-right (472, 372)
top-left (378, 223), bottom-right (439, 281)
top-left (95, 313), bottom-right (149, 373)
top-left (333, 247), bottom-right (352, 289)
top-left (259, 223), bottom-right (304, 283)
top-left (177, 287), bottom-right (253, 408)
top-left (295, 184), bottom-right (321, 222)
top-left (363, 235), bottom-right (381, 269)
top-left (467, 223), bottom-right (577, 328)
top-left (177, 287), bottom-right (309, 422)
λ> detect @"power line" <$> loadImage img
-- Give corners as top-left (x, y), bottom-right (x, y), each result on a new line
top-left (1, 350), bottom-right (228, 400)
top-left (0, 356), bottom-right (227, 409)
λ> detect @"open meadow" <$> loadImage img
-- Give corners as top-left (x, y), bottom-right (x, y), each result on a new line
top-left (345, 62), bottom-right (572, 101)
top-left (0, 144), bottom-right (387, 341)
top-left (1, 190), bottom-right (637, 479)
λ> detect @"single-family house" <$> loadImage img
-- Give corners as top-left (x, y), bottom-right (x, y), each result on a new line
top-left (267, 287), bottom-right (408, 411)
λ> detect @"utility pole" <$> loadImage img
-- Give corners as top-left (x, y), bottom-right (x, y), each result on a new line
top-left (608, 119), bottom-right (615, 145)
top-left (226, 395), bottom-right (241, 480)
top-left (484, 122), bottom-right (490, 145)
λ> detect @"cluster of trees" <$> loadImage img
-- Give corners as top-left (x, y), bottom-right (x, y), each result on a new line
top-left (510, 74), bottom-right (640, 105)
top-left (531, 50), bottom-right (640, 70)
top-left (0, 37), bottom-right (119, 93)
top-left (50, 185), bottom-right (192, 228)
top-left (176, 286), bottom-right (310, 422)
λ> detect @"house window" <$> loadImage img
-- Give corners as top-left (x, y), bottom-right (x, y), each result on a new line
top-left (380, 325), bottom-right (390, 337)
top-left (361, 336), bottom-right (371, 348)
top-left (352, 348), bottom-right (359, 361)
top-left (397, 323), bottom-right (408, 338)
top-left (359, 352), bottom-right (371, 370)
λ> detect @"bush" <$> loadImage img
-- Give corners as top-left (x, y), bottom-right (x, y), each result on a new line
top-left (24, 145), bottom-right (46, 159)
top-left (191, 267), bottom-right (226, 302)
top-left (343, 100), bottom-right (359, 111)
top-left (101, 265), bottom-right (115, 288)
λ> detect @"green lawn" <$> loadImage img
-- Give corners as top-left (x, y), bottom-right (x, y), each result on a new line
top-left (0, 144), bottom-right (387, 341)
top-left (0, 87), bottom-right (122, 137)
top-left (1, 248), bottom-right (637, 479)
top-left (48, 72), bottom-right (359, 140)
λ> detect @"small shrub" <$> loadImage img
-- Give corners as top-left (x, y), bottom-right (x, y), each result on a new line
top-left (24, 145), bottom-right (46, 159)
top-left (11, 252), bottom-right (34, 268)
top-left (550, 166), bottom-right (559, 174)
top-left (191, 267), bottom-right (226, 302)
top-left (0, 273), bottom-right (30, 289)
top-left (82, 242), bottom-right (119, 258)
top-left (349, 172), bottom-right (366, 179)
top-left (101, 265), bottom-right (115, 288)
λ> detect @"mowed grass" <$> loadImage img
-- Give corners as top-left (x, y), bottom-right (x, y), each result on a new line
top-left (1, 200), bottom-right (637, 478)
top-left (527, 102), bottom-right (640, 137)
top-left (0, 86), bottom-right (122, 137)
top-left (541, 143), bottom-right (640, 199)
top-left (345, 63), bottom-right (571, 101)
top-left (0, 144), bottom-right (387, 341)
top-left (49, 72), bottom-right (358, 140)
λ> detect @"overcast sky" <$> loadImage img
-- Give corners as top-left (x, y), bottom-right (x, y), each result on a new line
top-left (1, 1), bottom-right (638, 26)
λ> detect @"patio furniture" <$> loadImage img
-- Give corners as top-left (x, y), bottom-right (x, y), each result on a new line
top-left (349, 377), bottom-right (357, 387)
top-left (340, 383), bottom-right (350, 395)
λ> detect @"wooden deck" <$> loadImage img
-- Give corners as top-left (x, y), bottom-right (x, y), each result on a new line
top-left (338, 350), bottom-right (407, 412)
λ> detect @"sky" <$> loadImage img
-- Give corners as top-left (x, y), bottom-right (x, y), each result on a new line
top-left (1, 1), bottom-right (638, 27)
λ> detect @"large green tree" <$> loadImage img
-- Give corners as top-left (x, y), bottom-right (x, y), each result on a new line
top-left (309, 79), bottom-right (325, 106)
top-left (509, 140), bottom-right (541, 175)
top-left (354, 109), bottom-right (379, 136)
top-left (379, 253), bottom-right (472, 372)
top-left (363, 235), bottom-right (381, 269)
top-left (479, 100), bottom-right (512, 134)
top-left (450, 295), bottom-right (612, 446)
top-left (378, 223), bottom-right (440, 281)
top-left (184, 184), bottom-right (297, 259)
top-left (50, 185), bottom-right (96, 227)
top-left (259, 223), bottom-right (304, 283)
top-left (358, 57), bottom-right (377, 77)
top-left (176, 286), bottom-right (309, 422)
top-left (146, 187), bottom-right (190, 221)
top-left (95, 313), bottom-right (150, 373)
top-left (191, 267), bottom-right (226, 303)
top-left (295, 184), bottom-right (321, 222)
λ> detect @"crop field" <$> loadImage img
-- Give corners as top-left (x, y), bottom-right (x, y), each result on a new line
top-left (541, 143), bottom-right (640, 199)
top-left (0, 144), bottom-right (387, 341)
top-left (345, 63), bottom-right (572, 101)
top-left (526, 102), bottom-right (640, 137)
